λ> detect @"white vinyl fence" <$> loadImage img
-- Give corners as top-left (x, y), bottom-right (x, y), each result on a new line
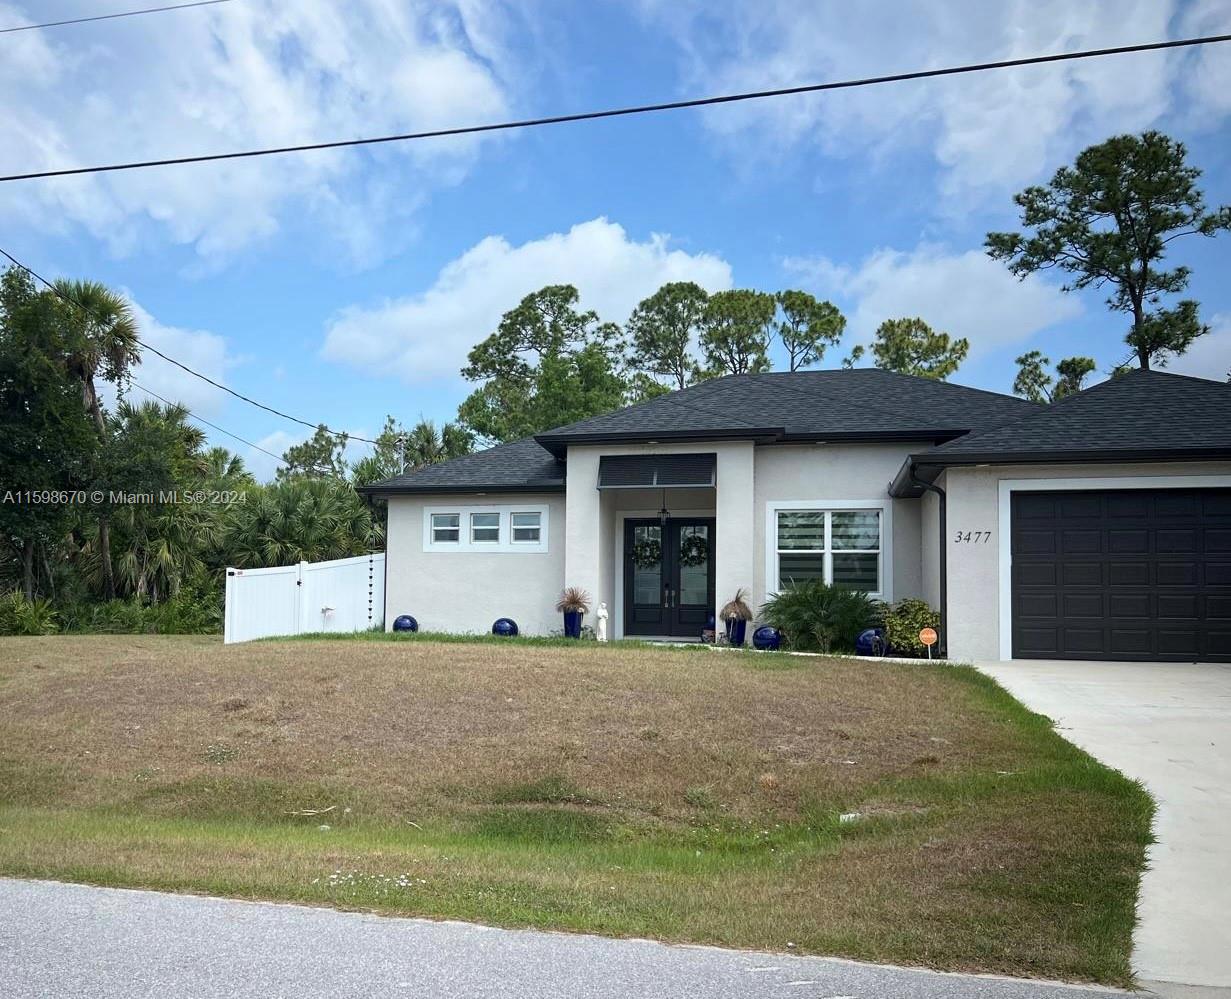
top-left (224, 553), bottom-right (385, 644)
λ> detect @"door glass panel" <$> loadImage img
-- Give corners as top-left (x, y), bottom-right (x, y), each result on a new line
top-left (677, 524), bottom-right (709, 605)
top-left (631, 525), bottom-right (662, 605)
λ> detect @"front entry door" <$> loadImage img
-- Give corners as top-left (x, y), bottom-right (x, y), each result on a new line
top-left (623, 518), bottom-right (715, 638)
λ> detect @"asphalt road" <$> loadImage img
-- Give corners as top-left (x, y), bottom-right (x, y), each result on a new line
top-left (0, 879), bottom-right (1125, 999)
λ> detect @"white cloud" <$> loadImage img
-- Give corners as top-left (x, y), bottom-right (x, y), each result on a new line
top-left (246, 430), bottom-right (297, 484)
top-left (785, 245), bottom-right (1082, 355)
top-left (1165, 312), bottom-right (1231, 380)
top-left (639, 1), bottom-right (1230, 205)
top-left (0, 0), bottom-right (518, 266)
top-left (321, 217), bottom-right (733, 382)
top-left (99, 297), bottom-right (239, 417)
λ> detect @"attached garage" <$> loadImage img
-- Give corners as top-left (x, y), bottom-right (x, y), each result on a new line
top-left (1010, 488), bottom-right (1231, 662)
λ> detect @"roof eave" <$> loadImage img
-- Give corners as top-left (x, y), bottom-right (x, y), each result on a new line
top-left (533, 426), bottom-right (785, 458)
top-left (357, 480), bottom-right (566, 498)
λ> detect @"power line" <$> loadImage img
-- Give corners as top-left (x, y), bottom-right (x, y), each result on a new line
top-left (0, 245), bottom-right (379, 445)
top-left (0, 0), bottom-right (234, 35)
top-left (130, 379), bottom-right (290, 467)
top-left (1, 32), bottom-right (1228, 183)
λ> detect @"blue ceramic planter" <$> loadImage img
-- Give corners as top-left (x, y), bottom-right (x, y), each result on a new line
top-left (725, 618), bottom-right (747, 647)
top-left (392, 614), bottom-right (418, 632)
top-left (562, 609), bottom-right (582, 639)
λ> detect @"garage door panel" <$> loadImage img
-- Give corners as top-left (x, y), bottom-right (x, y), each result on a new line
top-left (1109, 593), bottom-right (1151, 617)
top-left (1109, 629), bottom-right (1153, 654)
top-left (1157, 529), bottom-right (1198, 553)
top-left (1014, 530), bottom-right (1057, 554)
top-left (1062, 530), bottom-right (1103, 553)
top-left (1109, 562), bottom-right (1151, 585)
top-left (1011, 488), bottom-right (1231, 663)
top-left (1156, 594), bottom-right (1198, 619)
top-left (1064, 628), bottom-right (1107, 652)
top-left (1156, 562), bottom-right (1199, 586)
top-left (1014, 562), bottom-right (1057, 586)
top-left (1108, 529), bottom-right (1150, 553)
top-left (1059, 562), bottom-right (1101, 585)
top-left (1058, 494), bottom-right (1103, 518)
top-left (1063, 593), bottom-right (1105, 618)
top-left (1157, 630), bottom-right (1199, 655)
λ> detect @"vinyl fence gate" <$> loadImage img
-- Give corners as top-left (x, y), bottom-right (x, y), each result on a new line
top-left (223, 552), bottom-right (385, 643)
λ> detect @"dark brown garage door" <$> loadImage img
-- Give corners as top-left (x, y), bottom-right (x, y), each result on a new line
top-left (1011, 488), bottom-right (1231, 662)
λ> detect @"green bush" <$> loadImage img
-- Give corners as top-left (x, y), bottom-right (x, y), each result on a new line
top-left (880, 598), bottom-right (942, 657)
top-left (0, 591), bottom-right (59, 636)
top-left (759, 580), bottom-right (876, 653)
top-left (55, 588), bottom-right (222, 636)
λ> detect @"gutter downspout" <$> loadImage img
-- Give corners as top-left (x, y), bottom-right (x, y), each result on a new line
top-left (909, 463), bottom-right (947, 658)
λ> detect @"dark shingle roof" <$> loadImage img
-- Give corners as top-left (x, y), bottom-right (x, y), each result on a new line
top-left (534, 368), bottom-right (1037, 455)
top-left (922, 369), bottom-right (1231, 462)
top-left (363, 370), bottom-right (1036, 495)
top-left (358, 436), bottom-right (563, 496)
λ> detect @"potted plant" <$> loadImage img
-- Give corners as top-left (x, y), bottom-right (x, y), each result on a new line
top-left (720, 588), bottom-right (753, 647)
top-left (556, 586), bottom-right (591, 639)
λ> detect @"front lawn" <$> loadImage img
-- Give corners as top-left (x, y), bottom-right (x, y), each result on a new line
top-left (0, 635), bottom-right (1152, 985)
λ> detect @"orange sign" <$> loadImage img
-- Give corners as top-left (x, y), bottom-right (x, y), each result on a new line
top-left (918, 627), bottom-right (938, 647)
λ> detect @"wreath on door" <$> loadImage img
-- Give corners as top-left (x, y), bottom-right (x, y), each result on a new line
top-left (678, 533), bottom-right (709, 567)
top-left (632, 539), bottom-right (662, 569)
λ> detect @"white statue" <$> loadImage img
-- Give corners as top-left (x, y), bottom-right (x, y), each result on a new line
top-left (596, 602), bottom-right (609, 642)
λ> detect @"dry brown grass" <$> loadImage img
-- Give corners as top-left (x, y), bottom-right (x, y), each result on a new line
top-left (0, 635), bottom-right (1153, 985)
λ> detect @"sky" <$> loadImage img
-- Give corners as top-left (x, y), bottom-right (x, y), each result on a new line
top-left (2, 0), bottom-right (1230, 479)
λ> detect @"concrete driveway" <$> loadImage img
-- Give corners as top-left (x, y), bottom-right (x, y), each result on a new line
top-left (976, 660), bottom-right (1231, 994)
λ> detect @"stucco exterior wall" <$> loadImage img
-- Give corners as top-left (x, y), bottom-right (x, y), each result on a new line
top-left (944, 461), bottom-right (1231, 663)
top-left (384, 491), bottom-right (566, 635)
top-left (752, 443), bottom-right (927, 613)
top-left (920, 486), bottom-right (941, 610)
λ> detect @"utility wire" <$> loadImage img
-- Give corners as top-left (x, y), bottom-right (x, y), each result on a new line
top-left (1, 32), bottom-right (1228, 183)
top-left (0, 245), bottom-right (379, 446)
top-left (130, 379), bottom-right (290, 467)
top-left (0, 0), bottom-right (233, 35)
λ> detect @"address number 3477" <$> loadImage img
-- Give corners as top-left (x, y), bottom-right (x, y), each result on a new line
top-left (954, 531), bottom-right (992, 543)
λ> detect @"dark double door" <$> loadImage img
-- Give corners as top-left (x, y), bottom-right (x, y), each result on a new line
top-left (623, 518), bottom-right (715, 638)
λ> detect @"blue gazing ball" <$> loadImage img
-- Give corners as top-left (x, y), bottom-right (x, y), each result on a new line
top-left (392, 615), bottom-right (418, 633)
top-left (752, 625), bottom-right (782, 651)
top-left (492, 617), bottom-right (519, 637)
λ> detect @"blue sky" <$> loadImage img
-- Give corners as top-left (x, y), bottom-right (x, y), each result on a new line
top-left (3, 0), bottom-right (1230, 478)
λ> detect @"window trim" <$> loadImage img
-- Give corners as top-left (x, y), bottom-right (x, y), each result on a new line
top-left (422, 503), bottom-right (549, 554)
top-left (764, 500), bottom-right (892, 603)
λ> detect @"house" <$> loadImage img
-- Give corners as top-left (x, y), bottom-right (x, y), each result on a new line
top-left (360, 368), bottom-right (1231, 663)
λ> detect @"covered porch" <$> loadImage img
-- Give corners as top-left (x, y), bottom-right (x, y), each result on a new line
top-left (562, 443), bottom-right (757, 641)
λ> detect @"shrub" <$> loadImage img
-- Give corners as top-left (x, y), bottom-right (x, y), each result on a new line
top-left (880, 598), bottom-right (942, 657)
top-left (759, 580), bottom-right (876, 653)
top-left (0, 591), bottom-right (59, 636)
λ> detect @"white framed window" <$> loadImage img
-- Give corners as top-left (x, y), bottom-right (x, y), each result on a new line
top-left (430, 513), bottom-right (460, 544)
top-left (422, 504), bottom-right (550, 554)
top-left (768, 502), bottom-right (887, 598)
top-left (470, 512), bottom-right (500, 544)
top-left (511, 511), bottom-right (542, 543)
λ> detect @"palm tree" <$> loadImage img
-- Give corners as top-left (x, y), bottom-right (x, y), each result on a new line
top-left (55, 280), bottom-right (140, 600)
